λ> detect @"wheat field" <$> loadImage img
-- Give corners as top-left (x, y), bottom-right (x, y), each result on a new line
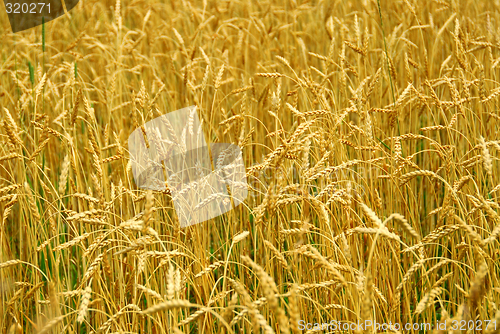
top-left (1, 0), bottom-right (500, 333)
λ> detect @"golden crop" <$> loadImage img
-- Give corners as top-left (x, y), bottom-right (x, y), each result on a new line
top-left (1, 0), bottom-right (500, 333)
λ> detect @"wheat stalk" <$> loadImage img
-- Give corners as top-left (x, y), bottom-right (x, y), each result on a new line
top-left (77, 284), bottom-right (92, 323)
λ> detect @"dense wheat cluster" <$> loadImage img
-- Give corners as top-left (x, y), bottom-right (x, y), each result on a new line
top-left (1, 0), bottom-right (500, 332)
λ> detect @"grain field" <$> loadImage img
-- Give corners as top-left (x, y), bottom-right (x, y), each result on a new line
top-left (1, 0), bottom-right (500, 333)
